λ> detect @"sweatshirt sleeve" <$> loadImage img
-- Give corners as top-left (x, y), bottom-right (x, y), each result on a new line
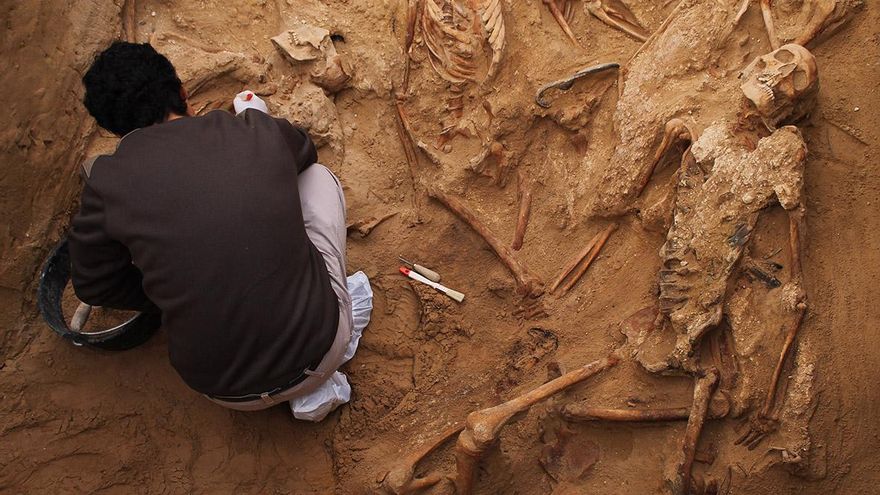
top-left (68, 181), bottom-right (155, 311)
top-left (273, 117), bottom-right (318, 174)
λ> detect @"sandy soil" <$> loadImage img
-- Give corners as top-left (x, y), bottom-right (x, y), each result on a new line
top-left (1, 1), bottom-right (879, 493)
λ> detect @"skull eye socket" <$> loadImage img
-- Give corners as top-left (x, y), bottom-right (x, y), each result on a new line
top-left (774, 49), bottom-right (795, 63)
top-left (792, 69), bottom-right (810, 90)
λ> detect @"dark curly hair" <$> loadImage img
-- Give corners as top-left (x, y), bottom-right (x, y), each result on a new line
top-left (83, 42), bottom-right (188, 136)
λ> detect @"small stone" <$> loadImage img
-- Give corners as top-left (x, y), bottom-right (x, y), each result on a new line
top-left (854, 107), bottom-right (860, 112)
top-left (680, 260), bottom-right (688, 266)
top-left (150, 11), bottom-right (156, 16)
top-left (742, 192), bottom-right (754, 204)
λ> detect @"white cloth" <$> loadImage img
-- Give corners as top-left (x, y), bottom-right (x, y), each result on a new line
top-left (290, 271), bottom-right (372, 421)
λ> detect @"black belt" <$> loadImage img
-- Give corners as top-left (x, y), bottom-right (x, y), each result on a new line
top-left (208, 357), bottom-right (323, 403)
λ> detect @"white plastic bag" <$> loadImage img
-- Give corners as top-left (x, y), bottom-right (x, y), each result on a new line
top-left (343, 271), bottom-right (372, 363)
top-left (290, 371), bottom-right (351, 421)
top-left (290, 271), bottom-right (372, 421)
top-left (233, 90), bottom-right (269, 115)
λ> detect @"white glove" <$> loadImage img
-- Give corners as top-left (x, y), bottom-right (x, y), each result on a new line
top-left (233, 90), bottom-right (269, 115)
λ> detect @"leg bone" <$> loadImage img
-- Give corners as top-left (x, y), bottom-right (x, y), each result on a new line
top-left (636, 118), bottom-right (693, 198)
top-left (394, 99), bottom-right (421, 187)
top-left (122, 0), bottom-right (137, 43)
top-left (453, 355), bottom-right (619, 494)
top-left (668, 369), bottom-right (719, 495)
top-left (402, 0), bottom-right (422, 93)
top-left (511, 172), bottom-right (533, 251)
top-left (562, 393), bottom-right (730, 423)
top-left (549, 223), bottom-right (612, 293)
top-left (429, 188), bottom-right (544, 297)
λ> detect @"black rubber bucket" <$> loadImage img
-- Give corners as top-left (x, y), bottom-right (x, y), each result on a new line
top-left (37, 237), bottom-right (161, 350)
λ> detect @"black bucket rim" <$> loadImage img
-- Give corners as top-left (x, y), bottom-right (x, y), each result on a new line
top-left (37, 237), bottom-right (161, 350)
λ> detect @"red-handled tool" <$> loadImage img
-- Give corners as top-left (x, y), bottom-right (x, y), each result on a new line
top-left (399, 267), bottom-right (464, 303)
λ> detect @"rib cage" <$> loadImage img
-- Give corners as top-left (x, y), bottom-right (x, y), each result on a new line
top-left (422, 0), bottom-right (477, 84)
top-left (420, 0), bottom-right (506, 85)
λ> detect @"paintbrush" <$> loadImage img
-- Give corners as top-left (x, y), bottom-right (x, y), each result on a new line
top-left (398, 256), bottom-right (442, 282)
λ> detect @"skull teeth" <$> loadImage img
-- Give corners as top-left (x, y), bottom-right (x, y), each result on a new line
top-left (760, 83), bottom-right (775, 102)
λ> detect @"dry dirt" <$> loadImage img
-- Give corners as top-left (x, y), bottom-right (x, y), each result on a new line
top-left (1, 1), bottom-right (879, 494)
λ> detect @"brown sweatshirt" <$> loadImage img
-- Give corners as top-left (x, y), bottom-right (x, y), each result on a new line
top-left (69, 109), bottom-right (339, 397)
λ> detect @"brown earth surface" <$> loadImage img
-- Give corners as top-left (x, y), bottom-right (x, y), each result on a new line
top-left (1, 1), bottom-right (879, 494)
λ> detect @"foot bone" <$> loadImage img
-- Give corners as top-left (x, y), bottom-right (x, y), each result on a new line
top-left (379, 424), bottom-right (463, 494)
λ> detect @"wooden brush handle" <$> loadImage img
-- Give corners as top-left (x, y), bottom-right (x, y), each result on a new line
top-left (413, 263), bottom-right (441, 282)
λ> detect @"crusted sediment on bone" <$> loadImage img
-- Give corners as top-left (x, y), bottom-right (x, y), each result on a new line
top-left (775, 343), bottom-right (821, 478)
top-left (583, 0), bottom-right (742, 217)
top-left (651, 123), bottom-right (807, 367)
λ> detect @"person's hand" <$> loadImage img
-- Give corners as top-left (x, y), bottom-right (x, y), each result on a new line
top-left (233, 90), bottom-right (269, 115)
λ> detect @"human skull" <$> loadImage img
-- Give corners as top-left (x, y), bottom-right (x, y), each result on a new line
top-left (741, 44), bottom-right (818, 128)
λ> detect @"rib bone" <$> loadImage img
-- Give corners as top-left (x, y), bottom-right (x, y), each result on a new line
top-left (585, 0), bottom-right (649, 42)
top-left (429, 188), bottom-right (544, 297)
top-left (480, 0), bottom-right (506, 80)
top-left (543, 0), bottom-right (579, 45)
top-left (453, 355), bottom-right (619, 494)
top-left (534, 62), bottom-right (619, 109)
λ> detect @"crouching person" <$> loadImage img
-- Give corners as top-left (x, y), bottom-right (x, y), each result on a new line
top-left (71, 41), bottom-right (370, 420)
